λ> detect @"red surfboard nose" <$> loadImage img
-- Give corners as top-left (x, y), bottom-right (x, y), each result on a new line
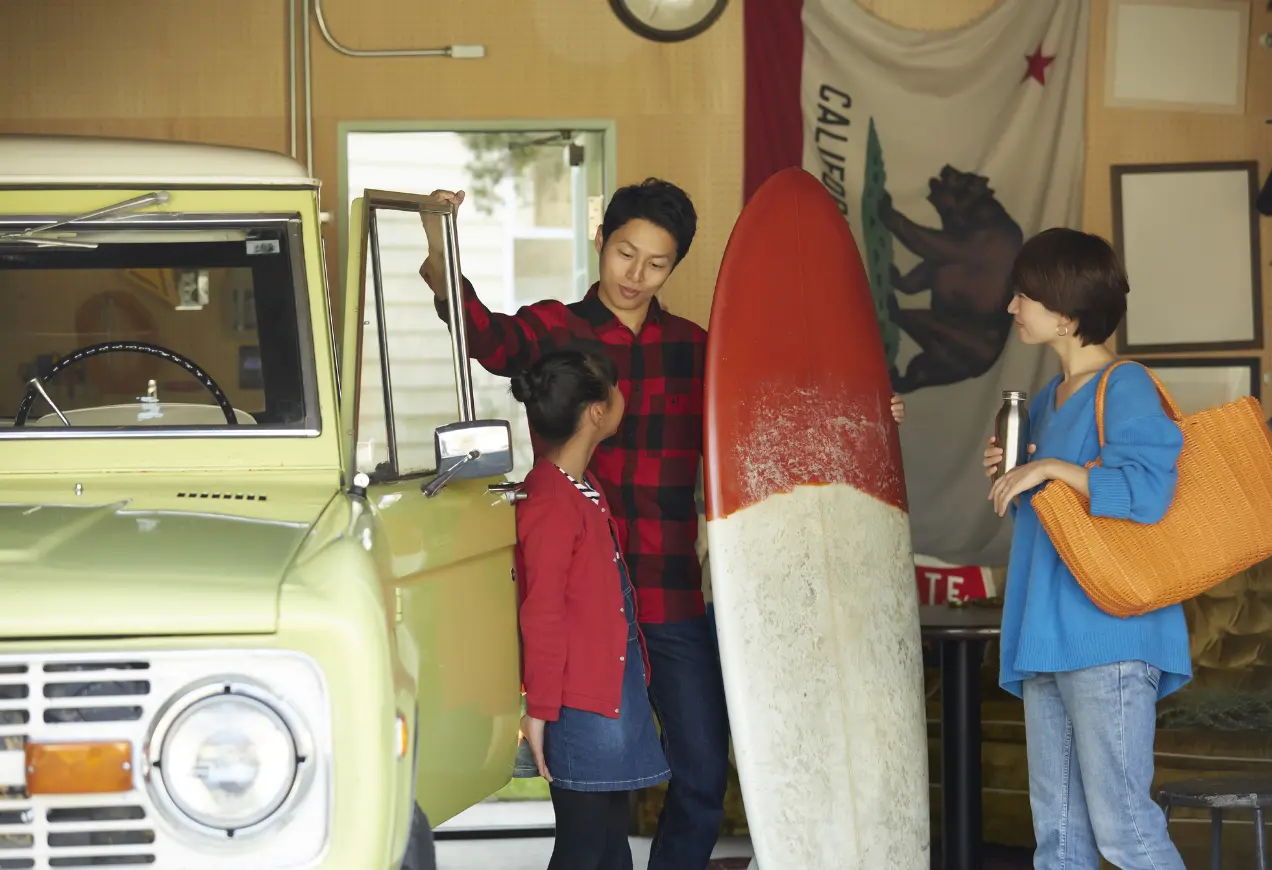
top-left (704, 167), bottom-right (907, 520)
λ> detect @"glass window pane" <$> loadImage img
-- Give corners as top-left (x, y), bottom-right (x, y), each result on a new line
top-left (357, 207), bottom-right (460, 478)
top-left (354, 262), bottom-right (389, 478)
top-left (346, 129), bottom-right (607, 480)
top-left (513, 238), bottom-right (574, 306)
top-left (0, 224), bottom-right (308, 430)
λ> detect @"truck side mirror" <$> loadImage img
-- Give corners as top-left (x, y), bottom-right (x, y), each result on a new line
top-left (422, 420), bottom-right (514, 497)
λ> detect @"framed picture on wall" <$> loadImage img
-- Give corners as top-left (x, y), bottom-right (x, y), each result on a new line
top-left (1132, 357), bottom-right (1261, 415)
top-left (1111, 161), bottom-right (1263, 354)
top-left (1105, 0), bottom-right (1250, 113)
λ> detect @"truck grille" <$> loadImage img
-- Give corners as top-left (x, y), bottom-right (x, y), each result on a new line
top-left (0, 661), bottom-right (156, 867)
top-left (0, 804), bottom-right (155, 868)
top-left (0, 661), bottom-right (152, 727)
top-left (0, 651), bottom-right (330, 870)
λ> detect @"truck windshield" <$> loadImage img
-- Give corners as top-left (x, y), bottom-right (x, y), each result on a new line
top-left (0, 216), bottom-right (312, 434)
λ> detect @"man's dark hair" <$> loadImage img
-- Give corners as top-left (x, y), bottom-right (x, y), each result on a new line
top-left (1010, 227), bottom-right (1129, 346)
top-left (510, 348), bottom-right (619, 445)
top-left (601, 178), bottom-right (697, 265)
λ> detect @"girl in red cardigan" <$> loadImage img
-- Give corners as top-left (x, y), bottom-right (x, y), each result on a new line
top-left (511, 348), bottom-right (670, 869)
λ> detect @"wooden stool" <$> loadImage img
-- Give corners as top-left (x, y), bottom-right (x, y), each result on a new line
top-left (1154, 777), bottom-right (1272, 870)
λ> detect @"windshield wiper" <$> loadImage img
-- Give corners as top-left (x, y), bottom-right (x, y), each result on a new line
top-left (18, 191), bottom-right (170, 235)
top-left (0, 237), bottom-right (98, 250)
top-left (0, 191), bottom-right (170, 249)
top-left (27, 378), bottom-right (69, 426)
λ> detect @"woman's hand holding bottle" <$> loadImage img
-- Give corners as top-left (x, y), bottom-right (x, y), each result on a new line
top-left (983, 435), bottom-right (1037, 479)
top-left (984, 436), bottom-right (1042, 517)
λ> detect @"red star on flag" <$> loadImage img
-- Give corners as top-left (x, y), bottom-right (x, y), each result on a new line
top-left (1022, 44), bottom-right (1056, 85)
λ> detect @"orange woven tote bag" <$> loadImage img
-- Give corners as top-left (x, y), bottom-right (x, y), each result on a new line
top-left (1032, 360), bottom-right (1272, 618)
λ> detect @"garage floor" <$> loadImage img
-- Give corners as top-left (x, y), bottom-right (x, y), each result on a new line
top-left (435, 836), bottom-right (1037, 870)
top-left (432, 801), bottom-right (1036, 869)
top-left (436, 836), bottom-right (754, 869)
top-left (433, 801), bottom-right (753, 869)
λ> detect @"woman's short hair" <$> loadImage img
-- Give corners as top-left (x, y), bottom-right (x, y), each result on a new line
top-left (510, 348), bottom-right (619, 445)
top-left (1009, 227), bottom-right (1130, 346)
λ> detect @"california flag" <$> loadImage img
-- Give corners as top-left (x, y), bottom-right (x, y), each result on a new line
top-left (746, 0), bottom-right (1089, 565)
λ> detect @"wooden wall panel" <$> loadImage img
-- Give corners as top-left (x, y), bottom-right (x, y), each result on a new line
top-left (0, 0), bottom-right (289, 152)
top-left (1, 0), bottom-right (1268, 364)
top-left (307, 0), bottom-right (742, 327)
top-left (0, 0), bottom-right (741, 329)
top-left (1085, 0), bottom-right (1272, 399)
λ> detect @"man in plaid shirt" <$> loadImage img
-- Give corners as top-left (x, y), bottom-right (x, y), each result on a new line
top-left (423, 180), bottom-right (904, 868)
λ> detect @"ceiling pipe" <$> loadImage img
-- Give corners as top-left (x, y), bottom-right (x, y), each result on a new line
top-left (288, 0), bottom-right (297, 159)
top-left (296, 0), bottom-right (487, 184)
top-left (311, 0), bottom-right (486, 59)
top-left (304, 0), bottom-right (314, 178)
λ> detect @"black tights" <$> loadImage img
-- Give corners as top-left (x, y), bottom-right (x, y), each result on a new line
top-left (547, 785), bottom-right (631, 870)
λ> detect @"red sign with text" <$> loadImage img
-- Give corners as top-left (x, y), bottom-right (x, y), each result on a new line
top-left (914, 560), bottom-right (991, 605)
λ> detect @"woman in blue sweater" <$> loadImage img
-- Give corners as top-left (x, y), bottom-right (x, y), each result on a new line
top-left (983, 228), bottom-right (1190, 870)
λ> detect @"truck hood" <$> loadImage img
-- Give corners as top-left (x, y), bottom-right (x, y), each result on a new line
top-left (0, 496), bottom-right (329, 639)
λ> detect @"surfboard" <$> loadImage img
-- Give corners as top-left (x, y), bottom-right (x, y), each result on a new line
top-left (704, 167), bottom-right (929, 869)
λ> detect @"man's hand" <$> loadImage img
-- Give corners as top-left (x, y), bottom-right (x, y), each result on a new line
top-left (420, 188), bottom-right (465, 250)
top-left (418, 189), bottom-right (466, 299)
top-left (890, 395), bottom-right (905, 424)
top-left (520, 714), bottom-right (551, 782)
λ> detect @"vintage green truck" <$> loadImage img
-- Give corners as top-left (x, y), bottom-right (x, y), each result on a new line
top-left (0, 134), bottom-right (523, 868)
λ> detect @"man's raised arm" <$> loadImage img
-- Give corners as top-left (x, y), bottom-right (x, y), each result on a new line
top-left (419, 189), bottom-right (554, 377)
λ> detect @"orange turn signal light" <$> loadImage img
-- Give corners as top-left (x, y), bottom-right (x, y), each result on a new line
top-left (395, 714), bottom-right (410, 760)
top-left (25, 741), bottom-right (133, 795)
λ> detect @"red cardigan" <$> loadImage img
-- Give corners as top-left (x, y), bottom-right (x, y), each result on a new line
top-left (515, 458), bottom-right (652, 722)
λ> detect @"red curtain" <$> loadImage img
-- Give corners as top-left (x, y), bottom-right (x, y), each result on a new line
top-left (743, 0), bottom-right (806, 202)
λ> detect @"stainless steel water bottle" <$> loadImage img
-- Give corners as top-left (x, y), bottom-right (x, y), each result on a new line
top-left (994, 391), bottom-right (1030, 479)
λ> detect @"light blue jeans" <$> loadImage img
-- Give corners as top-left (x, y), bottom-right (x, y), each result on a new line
top-left (1023, 662), bottom-right (1184, 870)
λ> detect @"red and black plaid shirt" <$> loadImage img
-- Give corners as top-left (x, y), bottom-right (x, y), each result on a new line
top-left (437, 281), bottom-right (706, 624)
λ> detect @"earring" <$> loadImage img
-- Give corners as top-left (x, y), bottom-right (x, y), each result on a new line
top-left (1056, 325), bottom-right (1069, 337)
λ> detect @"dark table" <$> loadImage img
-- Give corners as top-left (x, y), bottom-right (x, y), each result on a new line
top-left (919, 603), bottom-right (1004, 870)
top-left (1155, 776), bottom-right (1272, 870)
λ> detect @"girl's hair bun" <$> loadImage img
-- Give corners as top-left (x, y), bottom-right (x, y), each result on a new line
top-left (510, 369), bottom-right (537, 403)
top-left (508, 348), bottom-right (619, 445)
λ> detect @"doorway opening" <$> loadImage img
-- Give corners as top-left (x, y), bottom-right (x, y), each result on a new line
top-left (341, 124), bottom-right (614, 477)
top-left (340, 122), bottom-right (615, 834)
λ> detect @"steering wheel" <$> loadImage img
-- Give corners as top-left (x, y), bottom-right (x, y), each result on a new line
top-left (14, 341), bottom-right (238, 427)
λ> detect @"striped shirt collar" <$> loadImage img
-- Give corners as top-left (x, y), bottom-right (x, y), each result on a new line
top-left (556, 465), bottom-right (600, 506)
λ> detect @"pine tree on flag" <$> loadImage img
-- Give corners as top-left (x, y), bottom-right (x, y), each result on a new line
top-left (860, 117), bottom-right (899, 368)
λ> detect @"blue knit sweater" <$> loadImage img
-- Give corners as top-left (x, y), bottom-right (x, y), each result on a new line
top-left (999, 362), bottom-right (1193, 699)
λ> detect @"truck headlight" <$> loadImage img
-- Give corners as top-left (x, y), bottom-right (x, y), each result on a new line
top-left (147, 681), bottom-right (313, 836)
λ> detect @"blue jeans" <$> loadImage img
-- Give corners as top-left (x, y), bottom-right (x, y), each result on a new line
top-left (1023, 662), bottom-right (1184, 870)
top-left (635, 613), bottom-right (731, 870)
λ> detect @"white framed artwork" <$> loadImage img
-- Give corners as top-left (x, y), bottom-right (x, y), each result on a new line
top-left (1133, 357), bottom-right (1260, 415)
top-left (1111, 162), bottom-right (1263, 354)
top-left (1105, 0), bottom-right (1250, 113)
